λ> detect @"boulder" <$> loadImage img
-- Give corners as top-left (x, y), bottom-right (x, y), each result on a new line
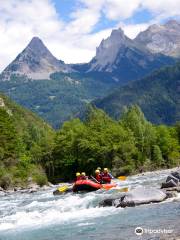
top-left (99, 193), bottom-right (126, 207)
top-left (99, 187), bottom-right (167, 208)
top-left (28, 183), bottom-right (40, 193)
top-left (163, 187), bottom-right (180, 193)
top-left (171, 171), bottom-right (180, 181)
top-left (166, 175), bottom-right (179, 184)
top-left (162, 179), bottom-right (178, 188)
top-left (161, 172), bottom-right (180, 189)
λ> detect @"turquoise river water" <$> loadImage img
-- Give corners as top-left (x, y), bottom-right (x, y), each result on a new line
top-left (0, 169), bottom-right (180, 240)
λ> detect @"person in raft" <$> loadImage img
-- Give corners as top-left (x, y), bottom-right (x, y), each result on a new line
top-left (76, 172), bottom-right (82, 181)
top-left (97, 167), bottom-right (102, 174)
top-left (101, 168), bottom-right (112, 183)
top-left (95, 169), bottom-right (102, 183)
top-left (81, 172), bottom-right (88, 180)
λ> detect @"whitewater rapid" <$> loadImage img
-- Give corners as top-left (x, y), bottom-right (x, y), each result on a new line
top-left (0, 168), bottom-right (180, 240)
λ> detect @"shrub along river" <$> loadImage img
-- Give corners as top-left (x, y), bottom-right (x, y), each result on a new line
top-left (0, 168), bottom-right (180, 240)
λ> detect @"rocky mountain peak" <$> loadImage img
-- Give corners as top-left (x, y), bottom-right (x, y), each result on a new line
top-left (1, 37), bottom-right (71, 80)
top-left (164, 19), bottom-right (180, 29)
top-left (27, 37), bottom-right (46, 54)
top-left (135, 20), bottom-right (180, 57)
top-left (110, 28), bottom-right (126, 39)
top-left (90, 27), bottom-right (132, 71)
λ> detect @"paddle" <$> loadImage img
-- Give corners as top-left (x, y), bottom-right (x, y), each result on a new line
top-left (58, 185), bottom-right (69, 193)
top-left (90, 175), bottom-right (114, 190)
top-left (118, 176), bottom-right (127, 181)
top-left (90, 175), bottom-right (100, 184)
top-left (117, 187), bottom-right (129, 192)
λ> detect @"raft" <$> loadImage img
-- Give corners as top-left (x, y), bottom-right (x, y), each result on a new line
top-left (72, 179), bottom-right (117, 192)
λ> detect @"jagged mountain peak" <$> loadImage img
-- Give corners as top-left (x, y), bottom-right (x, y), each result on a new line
top-left (99, 27), bottom-right (130, 48)
top-left (135, 20), bottom-right (180, 57)
top-left (110, 27), bottom-right (126, 38)
top-left (164, 19), bottom-right (180, 28)
top-left (29, 36), bottom-right (43, 45)
top-left (25, 36), bottom-right (57, 59)
top-left (1, 36), bottom-right (71, 80)
top-left (90, 27), bottom-right (133, 71)
top-left (28, 36), bottom-right (47, 53)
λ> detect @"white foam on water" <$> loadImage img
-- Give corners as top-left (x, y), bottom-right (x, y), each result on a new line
top-left (77, 222), bottom-right (95, 226)
top-left (0, 192), bottom-right (121, 232)
top-left (0, 206), bottom-right (120, 231)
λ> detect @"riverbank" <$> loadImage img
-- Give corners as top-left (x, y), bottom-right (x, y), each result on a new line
top-left (1, 166), bottom-right (180, 194)
top-left (0, 182), bottom-right (54, 196)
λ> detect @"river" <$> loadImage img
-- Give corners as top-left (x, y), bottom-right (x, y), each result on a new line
top-left (0, 168), bottom-right (180, 240)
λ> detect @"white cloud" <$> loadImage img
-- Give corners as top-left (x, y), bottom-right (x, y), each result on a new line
top-left (0, 0), bottom-right (179, 71)
top-left (103, 0), bottom-right (142, 20)
top-left (142, 0), bottom-right (180, 17)
top-left (120, 23), bottom-right (151, 39)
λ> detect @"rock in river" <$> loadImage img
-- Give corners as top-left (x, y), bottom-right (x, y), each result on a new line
top-left (99, 186), bottom-right (167, 208)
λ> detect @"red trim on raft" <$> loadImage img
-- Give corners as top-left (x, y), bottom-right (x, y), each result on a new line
top-left (74, 179), bottom-right (117, 190)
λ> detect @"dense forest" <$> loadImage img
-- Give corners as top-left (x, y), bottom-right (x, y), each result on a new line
top-left (0, 93), bottom-right (54, 189)
top-left (0, 92), bottom-right (180, 187)
top-left (95, 62), bottom-right (180, 125)
top-left (0, 72), bottom-right (116, 128)
top-left (49, 106), bottom-right (180, 182)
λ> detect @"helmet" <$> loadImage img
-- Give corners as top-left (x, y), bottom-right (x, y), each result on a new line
top-left (76, 172), bottom-right (80, 177)
top-left (95, 169), bottom-right (100, 174)
top-left (81, 172), bottom-right (86, 176)
top-left (104, 168), bottom-right (108, 172)
top-left (97, 167), bottom-right (101, 171)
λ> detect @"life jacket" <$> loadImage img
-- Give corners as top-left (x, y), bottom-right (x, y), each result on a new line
top-left (95, 174), bottom-right (102, 183)
top-left (81, 176), bottom-right (88, 180)
top-left (76, 176), bottom-right (82, 181)
top-left (101, 172), bottom-right (111, 183)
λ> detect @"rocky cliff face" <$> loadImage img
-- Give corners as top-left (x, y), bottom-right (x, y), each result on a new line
top-left (89, 28), bottom-right (134, 71)
top-left (135, 20), bottom-right (180, 57)
top-left (1, 37), bottom-right (72, 80)
top-left (88, 26), bottom-right (174, 83)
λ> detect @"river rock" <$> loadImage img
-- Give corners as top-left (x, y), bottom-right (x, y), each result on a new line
top-left (171, 171), bottom-right (180, 181)
top-left (28, 183), bottom-right (40, 193)
top-left (163, 187), bottom-right (180, 193)
top-left (99, 186), bottom-right (167, 208)
top-left (162, 179), bottom-right (178, 188)
top-left (161, 172), bottom-right (180, 189)
top-left (99, 193), bottom-right (126, 207)
top-left (166, 175), bottom-right (179, 184)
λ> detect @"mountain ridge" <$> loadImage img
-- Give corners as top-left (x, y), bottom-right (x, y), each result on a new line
top-left (94, 62), bottom-right (180, 125)
top-left (0, 20), bottom-right (179, 127)
top-left (1, 36), bottom-right (73, 81)
top-left (135, 20), bottom-right (180, 57)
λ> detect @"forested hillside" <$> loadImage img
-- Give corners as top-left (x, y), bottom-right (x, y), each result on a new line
top-left (94, 62), bottom-right (180, 125)
top-left (0, 93), bottom-right (179, 186)
top-left (0, 93), bottom-right (55, 189)
top-left (0, 72), bottom-right (116, 128)
top-left (49, 106), bottom-right (180, 182)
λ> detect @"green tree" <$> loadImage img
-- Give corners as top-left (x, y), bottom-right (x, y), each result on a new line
top-left (152, 145), bottom-right (164, 167)
top-left (121, 105), bottom-right (156, 163)
top-left (0, 108), bottom-right (20, 165)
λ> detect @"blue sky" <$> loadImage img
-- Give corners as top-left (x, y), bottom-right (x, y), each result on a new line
top-left (0, 0), bottom-right (179, 71)
top-left (53, 0), bottom-right (179, 32)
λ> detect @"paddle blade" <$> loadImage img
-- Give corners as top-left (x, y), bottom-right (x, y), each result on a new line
top-left (118, 187), bottom-right (129, 192)
top-left (58, 185), bottom-right (68, 192)
top-left (118, 176), bottom-right (127, 181)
